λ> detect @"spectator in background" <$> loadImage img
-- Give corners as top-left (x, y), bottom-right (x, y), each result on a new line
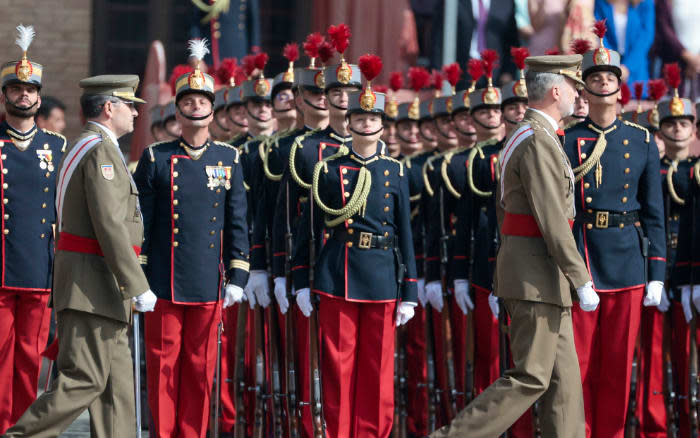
top-left (35, 96), bottom-right (66, 134)
top-left (594, 0), bottom-right (655, 86)
top-left (527, 0), bottom-right (567, 55)
top-left (652, 0), bottom-right (700, 98)
top-left (429, 0), bottom-right (519, 85)
top-left (561, 0), bottom-right (597, 53)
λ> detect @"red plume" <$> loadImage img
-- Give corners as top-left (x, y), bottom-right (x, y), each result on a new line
top-left (318, 40), bottom-right (334, 65)
top-left (373, 85), bottom-right (388, 93)
top-left (327, 23), bottom-right (351, 55)
top-left (234, 66), bottom-right (247, 87)
top-left (241, 54), bottom-right (256, 78)
top-left (633, 82), bottom-right (644, 101)
top-left (663, 63), bottom-right (682, 90)
top-left (254, 52), bottom-right (268, 72)
top-left (544, 47), bottom-right (561, 55)
top-left (303, 32), bottom-right (323, 59)
top-left (431, 69), bottom-right (443, 91)
top-left (480, 49), bottom-right (499, 79)
top-left (283, 43), bottom-right (299, 63)
top-left (648, 79), bottom-right (668, 102)
top-left (216, 58), bottom-right (238, 85)
top-left (169, 64), bottom-right (193, 95)
top-left (358, 54), bottom-right (383, 82)
top-left (389, 71), bottom-right (404, 92)
top-left (510, 47), bottom-right (530, 70)
top-left (467, 59), bottom-right (483, 83)
top-left (443, 63), bottom-right (462, 87)
top-left (592, 19), bottom-right (607, 39)
top-left (619, 82), bottom-right (630, 106)
top-left (407, 67), bottom-right (431, 92)
top-left (570, 39), bottom-right (592, 55)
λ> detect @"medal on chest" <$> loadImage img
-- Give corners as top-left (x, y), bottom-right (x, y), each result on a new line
top-left (206, 165), bottom-right (232, 190)
top-left (36, 149), bottom-right (54, 172)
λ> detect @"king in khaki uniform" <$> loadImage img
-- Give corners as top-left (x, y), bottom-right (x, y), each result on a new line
top-left (292, 53), bottom-right (418, 438)
top-left (431, 54), bottom-right (598, 438)
top-left (0, 25), bottom-right (67, 433)
top-left (133, 39), bottom-right (250, 438)
top-left (563, 21), bottom-right (666, 438)
top-left (4, 73), bottom-right (156, 437)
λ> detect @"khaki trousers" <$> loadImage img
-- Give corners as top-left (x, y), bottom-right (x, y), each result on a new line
top-left (431, 299), bottom-right (585, 438)
top-left (3, 309), bottom-right (135, 438)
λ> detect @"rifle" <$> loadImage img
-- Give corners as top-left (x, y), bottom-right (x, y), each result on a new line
top-left (661, 192), bottom-right (678, 437)
top-left (689, 184), bottom-right (699, 438)
top-left (233, 303), bottom-right (248, 438)
top-left (438, 186), bottom-right (458, 420)
top-left (397, 326), bottom-right (408, 438)
top-left (265, 234), bottom-right (284, 437)
top-left (624, 344), bottom-right (640, 438)
top-left (252, 305), bottom-right (266, 438)
top-left (422, 224), bottom-right (438, 432)
top-left (210, 316), bottom-right (224, 438)
top-left (284, 180), bottom-right (300, 438)
top-left (132, 312), bottom-right (142, 438)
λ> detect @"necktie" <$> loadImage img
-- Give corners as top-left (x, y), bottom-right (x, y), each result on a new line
top-left (477, 0), bottom-right (488, 52)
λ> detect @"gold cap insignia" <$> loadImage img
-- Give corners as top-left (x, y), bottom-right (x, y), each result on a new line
top-left (408, 98), bottom-right (420, 120)
top-left (483, 87), bottom-right (499, 105)
top-left (337, 62), bottom-right (352, 84)
top-left (386, 99), bottom-right (398, 118)
top-left (16, 59), bottom-right (32, 82)
top-left (255, 78), bottom-right (270, 96)
top-left (283, 69), bottom-right (294, 83)
top-left (514, 80), bottom-right (527, 98)
top-left (446, 97), bottom-right (453, 114)
top-left (360, 89), bottom-right (376, 111)
top-left (594, 48), bottom-right (610, 66)
top-left (670, 97), bottom-right (684, 117)
top-left (188, 71), bottom-right (204, 90)
top-left (314, 70), bottom-right (325, 89)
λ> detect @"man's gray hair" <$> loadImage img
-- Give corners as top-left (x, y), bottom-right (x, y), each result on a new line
top-left (80, 94), bottom-right (122, 119)
top-left (525, 71), bottom-right (565, 103)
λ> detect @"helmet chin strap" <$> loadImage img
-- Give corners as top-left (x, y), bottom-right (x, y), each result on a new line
top-left (273, 106), bottom-right (294, 114)
top-left (6, 98), bottom-right (38, 113)
top-left (178, 108), bottom-right (212, 121)
top-left (503, 117), bottom-right (521, 126)
top-left (472, 117), bottom-right (501, 131)
top-left (397, 131), bottom-right (419, 144)
top-left (245, 107), bottom-right (272, 123)
top-left (302, 97), bottom-right (328, 112)
top-left (349, 125), bottom-right (383, 137)
top-left (660, 130), bottom-right (693, 144)
top-left (584, 87), bottom-right (620, 98)
top-left (328, 100), bottom-right (348, 111)
top-left (571, 114), bottom-right (588, 119)
top-left (454, 125), bottom-right (477, 137)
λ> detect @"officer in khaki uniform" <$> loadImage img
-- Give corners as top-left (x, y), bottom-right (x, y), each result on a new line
top-left (3, 75), bottom-right (157, 438)
top-left (431, 55), bottom-right (598, 438)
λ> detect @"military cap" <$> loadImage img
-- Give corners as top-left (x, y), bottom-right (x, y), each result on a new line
top-left (525, 54), bottom-right (585, 87)
top-left (501, 80), bottom-right (528, 106)
top-left (658, 97), bottom-right (695, 124)
top-left (324, 62), bottom-right (362, 91)
top-left (150, 104), bottom-right (164, 127)
top-left (163, 100), bottom-right (177, 122)
top-left (241, 77), bottom-right (272, 102)
top-left (347, 89), bottom-right (385, 116)
top-left (397, 99), bottom-right (421, 122)
top-left (469, 87), bottom-right (502, 113)
top-left (450, 90), bottom-right (471, 115)
top-left (432, 96), bottom-right (454, 118)
top-left (582, 21), bottom-right (622, 80)
top-left (637, 109), bottom-right (659, 132)
top-left (271, 71), bottom-right (294, 100)
top-left (213, 87), bottom-right (229, 111)
top-left (175, 39), bottom-right (215, 102)
top-left (79, 75), bottom-right (146, 103)
top-left (226, 86), bottom-right (243, 107)
top-left (2, 25), bottom-right (42, 89)
top-left (296, 68), bottom-right (326, 93)
top-left (419, 100), bottom-right (434, 121)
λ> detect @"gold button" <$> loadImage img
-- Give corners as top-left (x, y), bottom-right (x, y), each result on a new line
top-left (344, 192), bottom-right (350, 198)
top-left (384, 170), bottom-right (389, 176)
top-left (384, 193), bottom-right (390, 199)
top-left (584, 182), bottom-right (590, 189)
top-left (3, 214), bottom-right (8, 220)
top-left (210, 230), bottom-right (216, 235)
top-left (213, 202), bottom-right (219, 207)
top-left (585, 197), bottom-right (592, 203)
top-left (384, 181), bottom-right (390, 187)
top-left (1, 155), bottom-right (6, 160)
top-left (45, 172), bottom-right (50, 178)
top-left (173, 213), bottom-right (179, 219)
top-left (173, 241), bottom-right (179, 247)
top-left (211, 217), bottom-right (217, 222)
top-left (173, 185), bottom-right (179, 191)
top-left (619, 223), bottom-right (625, 229)
top-left (41, 218), bottom-right (45, 224)
top-left (623, 139), bottom-right (629, 145)
top-left (2, 169), bottom-right (7, 175)
top-left (347, 219), bottom-right (354, 224)
top-left (2, 199), bottom-right (7, 205)
top-left (579, 140), bottom-right (585, 146)
top-left (1, 183), bottom-right (6, 189)
top-left (348, 228), bottom-right (354, 235)
top-left (587, 223), bottom-right (593, 230)
top-left (624, 183), bottom-right (629, 189)
top-left (216, 189), bottom-right (221, 193)
top-left (218, 161), bottom-right (223, 166)
top-left (42, 203), bottom-right (46, 208)
top-left (343, 179), bottom-right (349, 185)
top-left (382, 221), bottom-right (387, 225)
top-left (492, 156), bottom-right (497, 162)
top-left (173, 171), bottom-right (179, 178)
top-left (173, 158), bottom-right (178, 164)
top-left (214, 30), bottom-right (222, 39)
top-left (40, 233), bottom-right (45, 239)
top-left (120, 286), bottom-right (125, 291)
top-left (624, 168), bottom-right (630, 174)
top-left (210, 243), bottom-right (215, 248)
top-left (451, 230), bottom-right (457, 236)
top-left (580, 153), bottom-right (587, 159)
top-left (43, 144), bottom-right (48, 150)
top-left (173, 199), bottom-right (179, 206)
top-left (384, 206), bottom-right (390, 212)
top-left (622, 197), bottom-right (627, 203)
top-left (174, 228), bottom-right (179, 234)
top-left (347, 241), bottom-right (353, 247)
top-left (342, 168), bottom-right (347, 174)
top-left (321, 144), bottom-right (326, 150)
top-left (324, 233), bottom-right (330, 239)
top-left (587, 209), bottom-right (592, 213)
top-left (44, 187), bottom-right (49, 192)
top-left (384, 232), bottom-right (389, 237)
top-left (624, 153), bottom-right (630, 159)
top-left (213, 21), bottom-right (220, 29)
top-left (3, 229), bottom-right (8, 235)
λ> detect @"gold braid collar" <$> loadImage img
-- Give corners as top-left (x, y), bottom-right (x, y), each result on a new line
top-left (572, 124), bottom-right (617, 184)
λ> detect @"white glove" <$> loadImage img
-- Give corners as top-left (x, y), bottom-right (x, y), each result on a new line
top-left (425, 281), bottom-right (443, 311)
top-left (643, 281), bottom-right (664, 307)
top-left (488, 293), bottom-right (500, 319)
top-left (296, 288), bottom-right (313, 317)
top-left (133, 289), bottom-right (157, 313)
top-left (417, 278), bottom-right (427, 308)
top-left (223, 284), bottom-right (244, 308)
top-left (274, 277), bottom-right (290, 314)
top-left (692, 285), bottom-right (700, 314)
top-left (657, 286), bottom-right (671, 313)
top-left (396, 302), bottom-right (417, 326)
top-left (576, 281), bottom-right (599, 312)
top-left (244, 270), bottom-right (268, 309)
top-left (682, 285), bottom-right (693, 322)
top-left (454, 279), bottom-right (474, 315)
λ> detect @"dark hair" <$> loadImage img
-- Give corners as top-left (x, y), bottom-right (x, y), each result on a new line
top-left (80, 94), bottom-right (120, 119)
top-left (36, 95), bottom-right (66, 119)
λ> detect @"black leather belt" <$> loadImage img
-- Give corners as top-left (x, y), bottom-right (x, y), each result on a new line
top-left (577, 210), bottom-right (640, 229)
top-left (332, 229), bottom-right (397, 250)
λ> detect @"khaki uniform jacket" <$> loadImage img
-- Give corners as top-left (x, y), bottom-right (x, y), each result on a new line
top-left (496, 109), bottom-right (590, 307)
top-left (51, 123), bottom-right (149, 323)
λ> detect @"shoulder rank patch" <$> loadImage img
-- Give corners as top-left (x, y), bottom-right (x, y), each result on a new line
top-left (100, 164), bottom-right (115, 180)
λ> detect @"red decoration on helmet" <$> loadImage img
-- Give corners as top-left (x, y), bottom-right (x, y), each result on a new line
top-left (328, 23), bottom-right (351, 55)
top-left (443, 63), bottom-right (462, 89)
top-left (389, 71), bottom-right (403, 92)
top-left (358, 54), bottom-right (383, 82)
top-left (510, 47), bottom-right (530, 71)
top-left (283, 43), bottom-right (299, 63)
top-left (648, 79), bottom-right (667, 102)
top-left (619, 82), bottom-right (630, 106)
top-left (663, 63), bottom-right (682, 91)
top-left (571, 39), bottom-right (592, 55)
top-left (592, 20), bottom-right (607, 39)
top-left (216, 58), bottom-right (238, 86)
top-left (407, 67), bottom-right (431, 92)
top-left (318, 40), bottom-right (335, 65)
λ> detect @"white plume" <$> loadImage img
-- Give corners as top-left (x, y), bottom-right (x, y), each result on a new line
top-left (15, 24), bottom-right (35, 53)
top-left (187, 38), bottom-right (210, 63)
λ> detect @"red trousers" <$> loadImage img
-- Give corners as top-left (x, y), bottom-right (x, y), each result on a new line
top-left (404, 304), bottom-right (428, 435)
top-left (219, 303), bottom-right (239, 433)
top-left (573, 287), bottom-right (643, 438)
top-left (319, 295), bottom-right (396, 438)
top-left (636, 305), bottom-right (668, 438)
top-left (473, 286), bottom-right (500, 395)
top-left (145, 299), bottom-right (220, 438)
top-left (0, 289), bottom-right (51, 434)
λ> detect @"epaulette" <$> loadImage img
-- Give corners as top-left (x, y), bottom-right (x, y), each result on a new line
top-left (145, 140), bottom-right (170, 162)
top-left (563, 119), bottom-right (583, 131)
top-left (622, 120), bottom-right (650, 143)
top-left (42, 129), bottom-right (67, 152)
top-left (214, 140), bottom-right (240, 163)
top-left (292, 128), bottom-right (319, 150)
top-left (380, 155), bottom-right (404, 176)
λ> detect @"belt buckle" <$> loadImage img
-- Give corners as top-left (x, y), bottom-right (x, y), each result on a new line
top-left (595, 211), bottom-right (609, 229)
top-left (358, 232), bottom-right (372, 249)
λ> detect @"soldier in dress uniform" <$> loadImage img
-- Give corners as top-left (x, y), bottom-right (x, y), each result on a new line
top-left (271, 44), bottom-right (299, 136)
top-left (418, 99), bottom-right (438, 153)
top-left (133, 39), bottom-right (249, 438)
top-left (292, 54), bottom-right (418, 438)
top-left (0, 24), bottom-right (67, 434)
top-left (210, 87), bottom-right (233, 141)
top-left (226, 83), bottom-right (250, 147)
top-left (432, 54), bottom-right (597, 438)
top-left (162, 100), bottom-right (181, 140)
top-left (4, 73), bottom-right (157, 438)
top-left (563, 24), bottom-right (666, 438)
top-left (150, 104), bottom-right (169, 142)
top-left (383, 86), bottom-right (401, 158)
